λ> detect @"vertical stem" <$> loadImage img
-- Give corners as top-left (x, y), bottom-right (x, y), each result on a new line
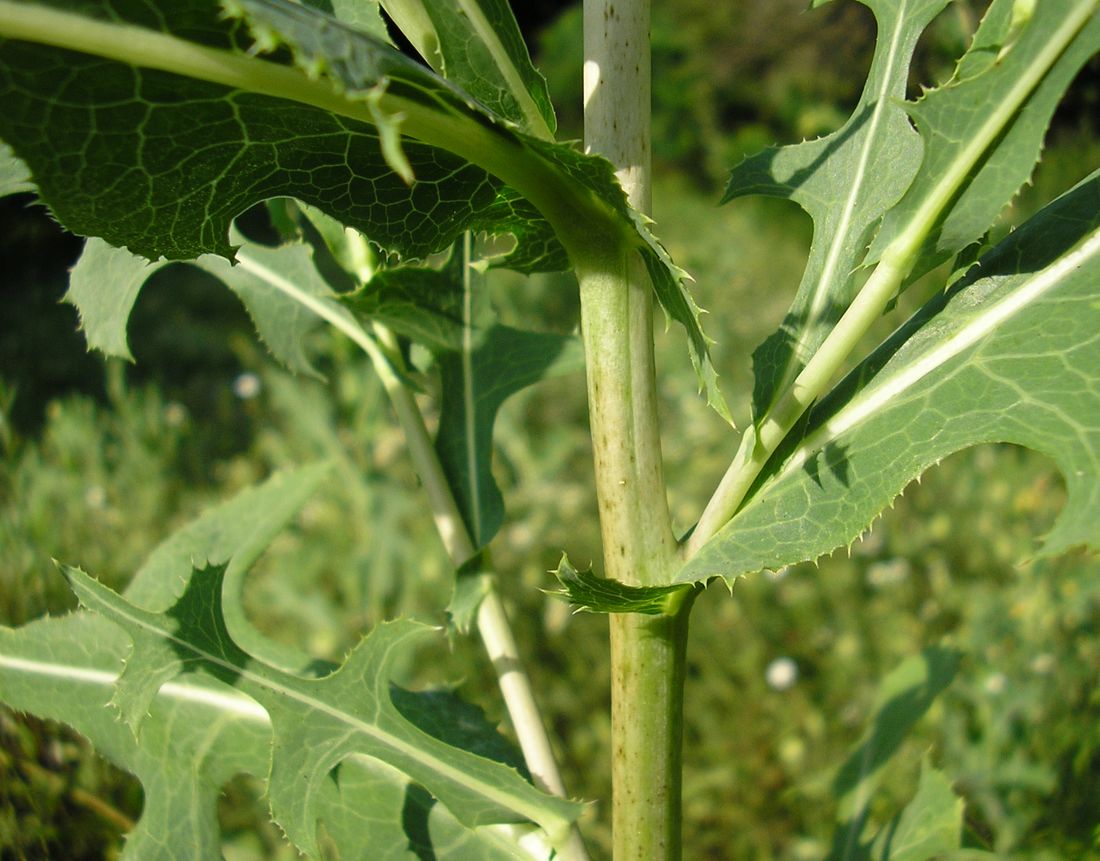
top-left (582, 1), bottom-right (689, 858)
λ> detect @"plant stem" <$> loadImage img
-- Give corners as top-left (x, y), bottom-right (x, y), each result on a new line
top-left (582, 0), bottom-right (688, 857)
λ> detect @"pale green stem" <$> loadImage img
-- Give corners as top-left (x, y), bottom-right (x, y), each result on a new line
top-left (686, 3), bottom-right (1098, 557)
top-left (232, 249), bottom-right (587, 859)
top-left (583, 0), bottom-right (687, 859)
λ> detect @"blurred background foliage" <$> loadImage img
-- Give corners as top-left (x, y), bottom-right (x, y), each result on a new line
top-left (2, 0), bottom-right (1100, 858)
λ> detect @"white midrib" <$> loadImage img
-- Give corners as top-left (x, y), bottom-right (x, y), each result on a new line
top-left (806, 0), bottom-right (909, 333)
top-left (70, 583), bottom-right (561, 831)
top-left (462, 233), bottom-right (483, 543)
top-left (0, 653), bottom-right (269, 722)
top-left (454, 0), bottom-right (552, 140)
top-left (779, 224), bottom-right (1100, 479)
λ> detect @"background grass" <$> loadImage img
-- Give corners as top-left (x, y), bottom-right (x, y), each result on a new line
top-left (2, 1), bottom-right (1100, 858)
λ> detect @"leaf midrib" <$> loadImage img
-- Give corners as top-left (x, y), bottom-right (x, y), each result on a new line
top-left (779, 224), bottom-right (1100, 485)
top-left (77, 579), bottom-right (562, 832)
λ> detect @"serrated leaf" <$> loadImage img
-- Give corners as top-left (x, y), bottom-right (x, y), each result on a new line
top-left (0, 612), bottom-right (271, 861)
top-left (381, 0), bottom-right (556, 138)
top-left (866, 0), bottom-right (1100, 279)
top-left (61, 564), bottom-right (579, 856)
top-left (196, 237), bottom-right (349, 378)
top-left (873, 761), bottom-right (963, 861)
top-left (547, 555), bottom-right (695, 615)
top-left (65, 238), bottom-right (168, 361)
top-left (343, 264), bottom-right (468, 352)
top-left (826, 648), bottom-right (961, 861)
top-left (679, 169), bottom-right (1100, 585)
top-left (0, 0), bottom-right (725, 416)
top-left (724, 0), bottom-right (948, 419)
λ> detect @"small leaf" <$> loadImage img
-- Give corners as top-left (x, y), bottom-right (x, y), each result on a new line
top-left (826, 648), bottom-right (961, 861)
top-left (874, 761), bottom-right (963, 861)
top-left (65, 238), bottom-right (168, 361)
top-left (61, 564), bottom-right (580, 856)
top-left (381, 0), bottom-right (557, 138)
top-left (680, 169), bottom-right (1100, 585)
top-left (547, 555), bottom-right (696, 615)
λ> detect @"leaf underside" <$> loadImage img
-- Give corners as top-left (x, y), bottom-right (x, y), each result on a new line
top-left (0, 0), bottom-right (725, 414)
top-left (681, 168), bottom-right (1100, 584)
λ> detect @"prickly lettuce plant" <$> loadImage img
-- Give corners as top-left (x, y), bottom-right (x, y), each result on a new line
top-left (1, 0), bottom-right (1099, 859)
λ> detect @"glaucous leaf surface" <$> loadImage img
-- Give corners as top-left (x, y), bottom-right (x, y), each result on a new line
top-left (0, 612), bottom-right (270, 861)
top-left (62, 562), bottom-right (579, 856)
top-left (680, 170), bottom-right (1100, 584)
top-left (724, 0), bottom-right (947, 420)
top-left (866, 0), bottom-right (1100, 279)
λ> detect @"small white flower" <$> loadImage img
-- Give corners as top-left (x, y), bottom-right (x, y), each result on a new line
top-left (766, 657), bottom-right (799, 691)
top-left (984, 672), bottom-right (1008, 695)
top-left (232, 372), bottom-right (262, 400)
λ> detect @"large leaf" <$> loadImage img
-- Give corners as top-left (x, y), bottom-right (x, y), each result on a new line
top-left (724, 0), bottom-right (947, 419)
top-left (61, 562), bottom-right (579, 856)
top-left (679, 169), bottom-right (1100, 584)
top-left (0, 0), bottom-right (725, 414)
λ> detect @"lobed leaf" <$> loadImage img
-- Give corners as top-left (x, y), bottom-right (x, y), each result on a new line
top-left (724, 0), bottom-right (948, 420)
top-left (680, 169), bottom-right (1100, 584)
top-left (865, 0), bottom-right (1100, 278)
top-left (430, 242), bottom-right (585, 548)
top-left (61, 562), bottom-right (579, 856)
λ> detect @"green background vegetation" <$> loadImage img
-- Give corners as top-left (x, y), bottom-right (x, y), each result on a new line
top-left (2, 1), bottom-right (1099, 858)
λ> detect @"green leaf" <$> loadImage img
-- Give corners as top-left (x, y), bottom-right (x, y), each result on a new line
top-left (679, 169), bottom-right (1100, 585)
top-left (313, 0), bottom-right (392, 43)
top-left (196, 236), bottom-right (347, 378)
top-left (343, 264), bottom-right (469, 353)
top-left (724, 0), bottom-right (948, 420)
top-left (124, 462), bottom-right (335, 674)
top-left (0, 139), bottom-right (32, 195)
top-left (874, 761), bottom-right (963, 861)
top-left (381, 0), bottom-right (557, 138)
top-left (65, 238), bottom-right (169, 362)
top-left (61, 563), bottom-right (580, 856)
top-left (826, 648), bottom-right (961, 861)
top-left (429, 239), bottom-right (585, 548)
top-left (0, 612), bottom-right (272, 861)
top-left (547, 556), bottom-right (696, 615)
top-left (0, 0), bottom-right (726, 416)
top-left (865, 0), bottom-right (1100, 279)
